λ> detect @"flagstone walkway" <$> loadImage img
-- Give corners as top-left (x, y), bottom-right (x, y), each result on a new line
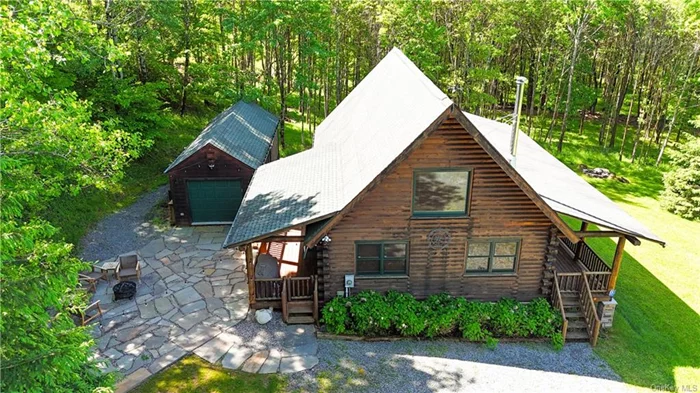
top-left (87, 226), bottom-right (318, 392)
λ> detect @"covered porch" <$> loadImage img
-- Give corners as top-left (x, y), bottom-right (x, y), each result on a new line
top-left (243, 228), bottom-right (320, 324)
top-left (551, 221), bottom-right (634, 346)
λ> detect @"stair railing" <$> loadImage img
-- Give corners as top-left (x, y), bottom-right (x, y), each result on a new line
top-left (281, 278), bottom-right (288, 323)
top-left (552, 272), bottom-right (568, 343)
top-left (313, 275), bottom-right (319, 325)
top-left (580, 275), bottom-right (602, 346)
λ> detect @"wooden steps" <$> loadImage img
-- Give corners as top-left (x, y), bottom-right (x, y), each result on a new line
top-left (560, 292), bottom-right (590, 341)
top-left (286, 300), bottom-right (315, 324)
top-left (287, 315), bottom-right (315, 324)
top-left (281, 276), bottom-right (319, 325)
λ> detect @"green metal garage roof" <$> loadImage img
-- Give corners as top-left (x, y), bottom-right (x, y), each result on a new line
top-left (164, 101), bottom-right (279, 173)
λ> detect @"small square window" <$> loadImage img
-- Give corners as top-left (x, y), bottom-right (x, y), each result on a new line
top-left (413, 169), bottom-right (471, 216)
top-left (355, 241), bottom-right (408, 276)
top-left (465, 239), bottom-right (520, 274)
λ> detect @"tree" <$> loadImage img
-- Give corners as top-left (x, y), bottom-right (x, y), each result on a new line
top-left (660, 137), bottom-right (700, 220)
top-left (0, 2), bottom-right (138, 390)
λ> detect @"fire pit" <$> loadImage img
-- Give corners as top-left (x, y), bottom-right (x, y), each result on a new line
top-left (113, 281), bottom-right (137, 301)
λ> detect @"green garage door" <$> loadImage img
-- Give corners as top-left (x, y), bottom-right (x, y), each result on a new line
top-left (187, 180), bottom-right (242, 224)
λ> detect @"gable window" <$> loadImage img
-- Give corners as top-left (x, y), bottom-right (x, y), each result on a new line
top-left (465, 239), bottom-right (520, 274)
top-left (413, 169), bottom-right (471, 217)
top-left (355, 241), bottom-right (408, 276)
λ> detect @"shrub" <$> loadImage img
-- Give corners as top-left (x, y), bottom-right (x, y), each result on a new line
top-left (321, 296), bottom-right (351, 334)
top-left (348, 290), bottom-right (392, 336)
top-left (320, 291), bottom-right (563, 348)
top-left (661, 137), bottom-right (700, 220)
top-left (386, 290), bottom-right (425, 336)
top-left (459, 301), bottom-right (494, 341)
top-left (422, 294), bottom-right (466, 338)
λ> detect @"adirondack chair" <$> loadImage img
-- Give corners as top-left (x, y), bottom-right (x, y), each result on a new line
top-left (116, 254), bottom-right (141, 282)
top-left (81, 263), bottom-right (106, 281)
top-left (78, 274), bottom-right (97, 293)
top-left (75, 301), bottom-right (103, 326)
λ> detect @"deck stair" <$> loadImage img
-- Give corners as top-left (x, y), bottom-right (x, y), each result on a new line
top-left (552, 272), bottom-right (603, 345)
top-left (282, 276), bottom-right (318, 325)
top-left (560, 292), bottom-right (589, 341)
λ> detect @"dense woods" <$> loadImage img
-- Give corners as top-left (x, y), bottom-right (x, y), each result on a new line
top-left (1, 0), bottom-right (699, 391)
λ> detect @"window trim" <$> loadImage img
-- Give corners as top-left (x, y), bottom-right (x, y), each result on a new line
top-left (411, 168), bottom-right (473, 218)
top-left (355, 240), bottom-right (409, 277)
top-left (464, 238), bottom-right (521, 276)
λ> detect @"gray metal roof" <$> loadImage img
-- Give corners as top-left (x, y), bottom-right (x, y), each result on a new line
top-left (224, 48), bottom-right (452, 247)
top-left (465, 112), bottom-right (664, 245)
top-left (164, 101), bottom-right (279, 173)
top-left (223, 48), bottom-right (663, 248)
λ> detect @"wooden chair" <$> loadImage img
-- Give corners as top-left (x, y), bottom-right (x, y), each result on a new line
top-left (116, 254), bottom-right (141, 282)
top-left (79, 301), bottom-right (103, 326)
top-left (78, 274), bottom-right (97, 293)
top-left (81, 263), bottom-right (106, 282)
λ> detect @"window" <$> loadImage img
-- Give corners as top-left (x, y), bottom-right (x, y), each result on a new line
top-left (465, 239), bottom-right (520, 274)
top-left (413, 169), bottom-right (471, 216)
top-left (355, 241), bottom-right (408, 276)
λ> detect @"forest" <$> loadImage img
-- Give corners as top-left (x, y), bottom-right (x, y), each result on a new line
top-left (1, 0), bottom-right (699, 392)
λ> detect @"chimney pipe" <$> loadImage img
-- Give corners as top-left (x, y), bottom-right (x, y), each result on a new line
top-left (510, 76), bottom-right (528, 166)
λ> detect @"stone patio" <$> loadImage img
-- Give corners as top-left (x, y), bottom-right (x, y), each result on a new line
top-left (88, 226), bottom-right (318, 392)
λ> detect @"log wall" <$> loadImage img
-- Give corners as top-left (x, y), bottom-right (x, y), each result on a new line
top-left (323, 116), bottom-right (554, 302)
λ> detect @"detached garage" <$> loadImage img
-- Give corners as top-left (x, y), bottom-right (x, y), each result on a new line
top-left (164, 101), bottom-right (279, 225)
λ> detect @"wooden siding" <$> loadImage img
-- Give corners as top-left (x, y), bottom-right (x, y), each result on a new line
top-left (323, 117), bottom-right (554, 302)
top-left (168, 143), bottom-right (255, 226)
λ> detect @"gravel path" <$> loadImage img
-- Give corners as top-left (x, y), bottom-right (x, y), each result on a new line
top-left (80, 185), bottom-right (168, 262)
top-left (288, 339), bottom-right (638, 393)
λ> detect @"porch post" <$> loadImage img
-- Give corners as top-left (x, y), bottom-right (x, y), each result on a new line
top-left (245, 244), bottom-right (255, 306)
top-left (574, 221), bottom-right (589, 260)
top-left (607, 236), bottom-right (626, 291)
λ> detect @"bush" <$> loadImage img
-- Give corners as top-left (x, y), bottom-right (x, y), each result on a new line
top-left (661, 137), bottom-right (700, 220)
top-left (321, 291), bottom-right (563, 348)
top-left (386, 290), bottom-right (426, 336)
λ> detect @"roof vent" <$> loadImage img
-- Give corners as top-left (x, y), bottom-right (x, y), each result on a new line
top-left (510, 76), bottom-right (528, 166)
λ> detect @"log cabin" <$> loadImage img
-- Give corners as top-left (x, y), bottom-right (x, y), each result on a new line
top-left (164, 101), bottom-right (279, 226)
top-left (223, 48), bottom-right (664, 345)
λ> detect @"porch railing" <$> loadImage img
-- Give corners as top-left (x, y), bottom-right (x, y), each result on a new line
top-left (556, 272), bottom-right (583, 292)
top-left (560, 238), bottom-right (611, 273)
top-left (254, 278), bottom-right (283, 301)
top-left (286, 276), bottom-right (315, 300)
top-left (583, 271), bottom-right (611, 293)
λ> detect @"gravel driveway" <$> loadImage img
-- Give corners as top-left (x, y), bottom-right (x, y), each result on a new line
top-left (287, 339), bottom-right (642, 393)
top-left (80, 185), bottom-right (169, 262)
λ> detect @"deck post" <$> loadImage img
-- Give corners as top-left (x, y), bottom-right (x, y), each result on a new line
top-left (607, 237), bottom-right (626, 291)
top-left (245, 244), bottom-right (255, 306)
top-left (574, 221), bottom-right (589, 261)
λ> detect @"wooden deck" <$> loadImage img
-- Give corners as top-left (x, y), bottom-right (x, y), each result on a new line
top-left (555, 238), bottom-right (612, 274)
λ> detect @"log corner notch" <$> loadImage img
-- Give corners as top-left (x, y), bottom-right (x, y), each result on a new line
top-left (245, 243), bottom-right (255, 306)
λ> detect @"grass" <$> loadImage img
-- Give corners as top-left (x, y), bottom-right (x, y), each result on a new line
top-left (43, 113), bottom-right (210, 248)
top-left (539, 119), bottom-right (700, 389)
top-left (130, 356), bottom-right (286, 393)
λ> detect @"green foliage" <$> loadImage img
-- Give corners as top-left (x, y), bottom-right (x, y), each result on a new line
top-left (660, 137), bottom-right (700, 220)
top-left (348, 290), bottom-right (393, 336)
top-left (422, 294), bottom-right (466, 338)
top-left (386, 290), bottom-right (426, 337)
top-left (321, 291), bottom-right (563, 348)
top-left (321, 296), bottom-right (351, 335)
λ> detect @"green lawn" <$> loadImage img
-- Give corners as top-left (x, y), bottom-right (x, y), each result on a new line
top-left (131, 356), bottom-right (286, 393)
top-left (542, 121), bottom-right (700, 389)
